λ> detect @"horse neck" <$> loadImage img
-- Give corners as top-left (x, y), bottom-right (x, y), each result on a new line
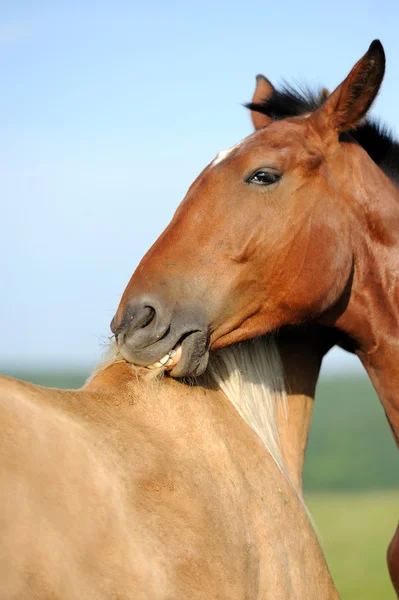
top-left (330, 147), bottom-right (399, 446)
top-left (85, 341), bottom-right (317, 493)
top-left (275, 328), bottom-right (326, 493)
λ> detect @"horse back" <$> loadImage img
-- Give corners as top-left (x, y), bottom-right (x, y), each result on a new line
top-left (0, 373), bottom-right (338, 599)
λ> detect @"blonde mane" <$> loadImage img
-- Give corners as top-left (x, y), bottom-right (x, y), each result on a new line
top-left (89, 336), bottom-right (288, 475)
top-left (207, 336), bottom-right (288, 475)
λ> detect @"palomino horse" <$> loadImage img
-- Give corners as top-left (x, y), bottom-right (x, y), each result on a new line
top-left (111, 40), bottom-right (399, 594)
top-left (0, 333), bottom-right (338, 598)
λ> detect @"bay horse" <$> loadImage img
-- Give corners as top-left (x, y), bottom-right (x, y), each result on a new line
top-left (0, 333), bottom-right (337, 598)
top-left (111, 40), bottom-right (399, 594)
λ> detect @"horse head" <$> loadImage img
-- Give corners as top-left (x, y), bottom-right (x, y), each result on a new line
top-left (111, 41), bottom-right (386, 377)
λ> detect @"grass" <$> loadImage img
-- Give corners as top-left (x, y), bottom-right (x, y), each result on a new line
top-left (307, 491), bottom-right (399, 600)
top-left (304, 374), bottom-right (399, 491)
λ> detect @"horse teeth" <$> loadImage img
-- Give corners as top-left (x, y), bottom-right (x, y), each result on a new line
top-left (146, 347), bottom-right (181, 369)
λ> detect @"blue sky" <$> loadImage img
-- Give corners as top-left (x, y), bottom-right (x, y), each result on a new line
top-left (2, 1), bottom-right (399, 373)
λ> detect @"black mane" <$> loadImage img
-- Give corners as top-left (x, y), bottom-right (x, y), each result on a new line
top-left (247, 84), bottom-right (399, 188)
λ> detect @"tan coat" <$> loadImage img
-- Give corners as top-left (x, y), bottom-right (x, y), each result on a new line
top-left (0, 356), bottom-right (338, 599)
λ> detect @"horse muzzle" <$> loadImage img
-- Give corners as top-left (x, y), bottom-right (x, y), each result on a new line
top-left (111, 296), bottom-right (210, 377)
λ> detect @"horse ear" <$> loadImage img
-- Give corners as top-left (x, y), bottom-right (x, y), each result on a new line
top-left (318, 88), bottom-right (330, 103)
top-left (250, 75), bottom-right (275, 130)
top-left (312, 40), bottom-right (385, 133)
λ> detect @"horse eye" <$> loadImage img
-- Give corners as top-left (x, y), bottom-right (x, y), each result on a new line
top-left (247, 170), bottom-right (280, 185)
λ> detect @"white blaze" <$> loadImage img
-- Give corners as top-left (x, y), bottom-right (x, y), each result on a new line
top-left (211, 140), bottom-right (244, 167)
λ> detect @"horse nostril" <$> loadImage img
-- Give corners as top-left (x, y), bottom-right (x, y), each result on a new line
top-left (110, 305), bottom-right (155, 337)
top-left (133, 305), bottom-right (156, 329)
top-left (117, 302), bottom-right (158, 335)
top-left (113, 297), bottom-right (173, 351)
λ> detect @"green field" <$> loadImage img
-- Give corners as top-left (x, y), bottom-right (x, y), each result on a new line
top-left (304, 374), bottom-right (399, 491)
top-left (2, 366), bottom-right (399, 597)
top-left (308, 491), bottom-right (398, 600)
top-left (303, 374), bottom-right (399, 598)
